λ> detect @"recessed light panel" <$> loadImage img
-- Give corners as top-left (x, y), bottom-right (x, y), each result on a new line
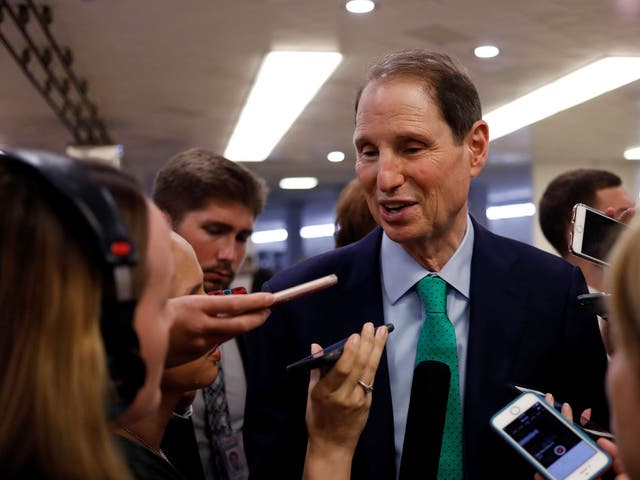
top-left (279, 177), bottom-right (319, 190)
top-left (225, 51), bottom-right (343, 161)
top-left (624, 146), bottom-right (640, 160)
top-left (474, 45), bottom-right (500, 58)
top-left (484, 56), bottom-right (640, 141)
top-left (327, 151), bottom-right (345, 162)
top-left (346, 0), bottom-right (375, 13)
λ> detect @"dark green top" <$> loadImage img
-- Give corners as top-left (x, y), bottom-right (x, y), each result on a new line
top-left (116, 435), bottom-right (186, 480)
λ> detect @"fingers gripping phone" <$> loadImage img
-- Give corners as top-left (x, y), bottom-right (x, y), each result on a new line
top-left (570, 203), bottom-right (627, 266)
top-left (286, 324), bottom-right (395, 373)
top-left (491, 393), bottom-right (611, 480)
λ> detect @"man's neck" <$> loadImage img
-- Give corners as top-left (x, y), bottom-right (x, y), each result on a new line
top-left (565, 255), bottom-right (604, 292)
top-left (402, 209), bottom-right (468, 272)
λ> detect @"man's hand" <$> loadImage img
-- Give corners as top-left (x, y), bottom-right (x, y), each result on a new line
top-left (166, 292), bottom-right (274, 366)
top-left (604, 206), bottom-right (636, 224)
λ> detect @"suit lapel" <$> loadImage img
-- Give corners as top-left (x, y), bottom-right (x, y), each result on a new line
top-left (463, 220), bottom-right (528, 475)
top-left (339, 228), bottom-right (397, 479)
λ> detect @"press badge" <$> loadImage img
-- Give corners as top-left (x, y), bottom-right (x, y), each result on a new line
top-left (215, 431), bottom-right (249, 480)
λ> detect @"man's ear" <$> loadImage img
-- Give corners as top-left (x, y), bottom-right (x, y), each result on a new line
top-left (466, 120), bottom-right (489, 178)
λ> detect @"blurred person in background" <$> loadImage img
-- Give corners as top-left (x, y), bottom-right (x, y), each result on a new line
top-left (539, 168), bottom-right (635, 293)
top-left (539, 168), bottom-right (635, 354)
top-left (334, 178), bottom-right (377, 248)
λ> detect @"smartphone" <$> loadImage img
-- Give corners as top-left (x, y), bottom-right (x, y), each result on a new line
top-left (272, 274), bottom-right (338, 305)
top-left (576, 292), bottom-right (610, 320)
top-left (286, 323), bottom-right (394, 373)
top-left (509, 384), bottom-right (614, 440)
top-left (491, 393), bottom-right (611, 480)
top-left (570, 203), bottom-right (626, 266)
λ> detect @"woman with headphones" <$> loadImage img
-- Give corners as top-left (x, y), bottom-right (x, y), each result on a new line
top-left (0, 152), bottom-right (165, 479)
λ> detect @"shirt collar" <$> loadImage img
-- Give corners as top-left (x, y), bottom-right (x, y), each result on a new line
top-left (381, 215), bottom-right (474, 303)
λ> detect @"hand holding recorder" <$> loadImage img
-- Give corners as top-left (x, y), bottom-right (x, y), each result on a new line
top-left (167, 274), bottom-right (339, 366)
top-left (303, 322), bottom-right (389, 479)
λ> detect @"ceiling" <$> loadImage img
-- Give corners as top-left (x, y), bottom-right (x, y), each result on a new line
top-left (2, 0), bottom-right (640, 202)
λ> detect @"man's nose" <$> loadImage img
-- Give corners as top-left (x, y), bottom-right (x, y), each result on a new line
top-left (216, 235), bottom-right (237, 261)
top-left (377, 151), bottom-right (404, 193)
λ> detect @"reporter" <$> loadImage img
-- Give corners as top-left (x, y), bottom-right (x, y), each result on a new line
top-left (303, 323), bottom-right (389, 480)
top-left (0, 154), bottom-right (165, 479)
top-left (117, 232), bottom-right (219, 480)
top-left (603, 217), bottom-right (640, 479)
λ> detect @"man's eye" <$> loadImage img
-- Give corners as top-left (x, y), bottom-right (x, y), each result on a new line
top-left (361, 148), bottom-right (378, 158)
top-left (203, 227), bottom-right (223, 236)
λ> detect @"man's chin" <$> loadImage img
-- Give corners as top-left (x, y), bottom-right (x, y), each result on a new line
top-left (204, 280), bottom-right (229, 294)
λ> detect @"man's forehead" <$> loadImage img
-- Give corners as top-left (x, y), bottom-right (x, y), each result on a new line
top-left (594, 185), bottom-right (635, 210)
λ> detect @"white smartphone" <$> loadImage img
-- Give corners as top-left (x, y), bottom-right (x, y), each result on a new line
top-left (490, 393), bottom-right (610, 480)
top-left (569, 203), bottom-right (626, 266)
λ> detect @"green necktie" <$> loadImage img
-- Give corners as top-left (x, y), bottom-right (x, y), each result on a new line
top-left (415, 275), bottom-right (463, 479)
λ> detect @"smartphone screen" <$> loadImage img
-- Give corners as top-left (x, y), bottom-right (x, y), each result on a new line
top-left (570, 204), bottom-right (626, 266)
top-left (491, 393), bottom-right (610, 480)
top-left (580, 208), bottom-right (625, 263)
top-left (505, 402), bottom-right (596, 478)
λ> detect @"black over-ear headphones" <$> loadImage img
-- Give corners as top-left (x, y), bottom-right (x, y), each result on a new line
top-left (0, 149), bottom-right (146, 417)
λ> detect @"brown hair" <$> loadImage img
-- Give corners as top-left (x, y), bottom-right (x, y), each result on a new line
top-left (539, 169), bottom-right (622, 257)
top-left (355, 49), bottom-right (482, 144)
top-left (152, 148), bottom-right (267, 226)
top-left (0, 159), bottom-right (148, 479)
top-left (334, 179), bottom-right (377, 247)
top-left (606, 218), bottom-right (640, 363)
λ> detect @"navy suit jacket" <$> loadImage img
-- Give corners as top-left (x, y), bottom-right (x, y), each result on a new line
top-left (244, 221), bottom-right (609, 479)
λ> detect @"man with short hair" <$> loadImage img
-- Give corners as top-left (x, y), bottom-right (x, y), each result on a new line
top-left (539, 168), bottom-right (635, 355)
top-left (153, 148), bottom-right (267, 480)
top-left (539, 168), bottom-right (635, 292)
top-left (244, 50), bottom-right (609, 479)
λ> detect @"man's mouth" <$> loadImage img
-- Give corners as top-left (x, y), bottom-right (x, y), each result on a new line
top-left (383, 202), bottom-right (409, 213)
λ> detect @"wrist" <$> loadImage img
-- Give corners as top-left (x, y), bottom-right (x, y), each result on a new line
top-left (304, 440), bottom-right (354, 480)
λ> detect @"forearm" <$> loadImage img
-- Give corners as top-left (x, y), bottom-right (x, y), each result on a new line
top-left (303, 440), bottom-right (354, 480)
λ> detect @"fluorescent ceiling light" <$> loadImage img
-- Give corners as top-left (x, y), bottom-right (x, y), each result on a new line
top-left (252, 229), bottom-right (288, 244)
top-left (624, 146), bottom-right (640, 160)
top-left (327, 151), bottom-right (345, 162)
top-left (279, 177), bottom-right (318, 190)
top-left (224, 51), bottom-right (343, 161)
top-left (66, 144), bottom-right (123, 167)
top-left (484, 57), bottom-right (640, 141)
top-left (300, 223), bottom-right (335, 239)
top-left (474, 45), bottom-right (500, 59)
top-left (486, 202), bottom-right (536, 220)
top-left (345, 0), bottom-right (375, 13)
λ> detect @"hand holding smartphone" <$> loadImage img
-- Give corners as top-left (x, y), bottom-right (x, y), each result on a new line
top-left (286, 324), bottom-right (395, 373)
top-left (570, 203), bottom-right (627, 266)
top-left (491, 392), bottom-right (611, 479)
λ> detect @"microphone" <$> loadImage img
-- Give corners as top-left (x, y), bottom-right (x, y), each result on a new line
top-left (398, 360), bottom-right (451, 480)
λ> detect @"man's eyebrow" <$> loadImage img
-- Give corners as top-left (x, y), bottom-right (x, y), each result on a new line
top-left (201, 220), bottom-right (232, 230)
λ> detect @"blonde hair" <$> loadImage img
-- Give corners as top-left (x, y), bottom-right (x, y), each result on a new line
top-left (0, 161), bottom-right (141, 479)
top-left (606, 217), bottom-right (640, 365)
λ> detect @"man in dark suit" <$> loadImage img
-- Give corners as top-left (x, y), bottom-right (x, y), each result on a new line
top-left (243, 49), bottom-right (609, 479)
